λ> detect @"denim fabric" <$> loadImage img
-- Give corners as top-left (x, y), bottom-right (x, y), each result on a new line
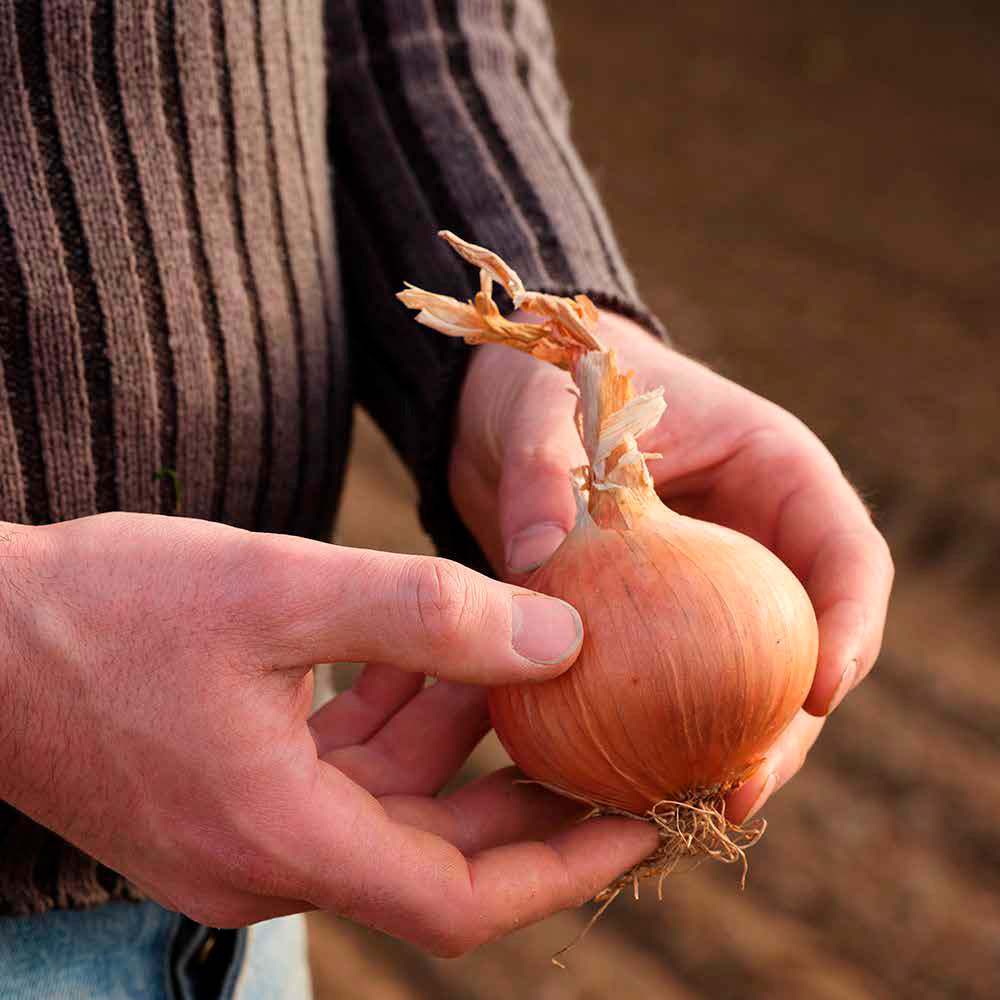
top-left (0, 902), bottom-right (311, 1000)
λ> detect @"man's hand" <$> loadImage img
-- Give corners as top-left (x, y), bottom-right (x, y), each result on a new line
top-left (450, 311), bottom-right (894, 822)
top-left (0, 513), bottom-right (659, 955)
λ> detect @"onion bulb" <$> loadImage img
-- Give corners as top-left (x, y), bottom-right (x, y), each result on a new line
top-left (399, 233), bottom-right (818, 890)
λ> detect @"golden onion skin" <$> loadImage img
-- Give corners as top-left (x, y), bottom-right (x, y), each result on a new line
top-left (489, 504), bottom-right (818, 814)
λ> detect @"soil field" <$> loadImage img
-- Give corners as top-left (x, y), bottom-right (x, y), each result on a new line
top-left (308, 2), bottom-right (1000, 996)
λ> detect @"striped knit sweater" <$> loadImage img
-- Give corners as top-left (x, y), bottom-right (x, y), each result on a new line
top-left (0, 0), bottom-right (654, 914)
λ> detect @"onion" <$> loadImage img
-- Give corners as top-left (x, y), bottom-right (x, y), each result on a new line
top-left (491, 498), bottom-right (816, 815)
top-left (399, 233), bottom-right (818, 894)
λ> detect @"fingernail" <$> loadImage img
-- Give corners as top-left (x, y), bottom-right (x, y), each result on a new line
top-left (511, 594), bottom-right (583, 664)
top-left (744, 772), bottom-right (778, 822)
top-left (506, 523), bottom-right (568, 575)
top-left (829, 658), bottom-right (858, 713)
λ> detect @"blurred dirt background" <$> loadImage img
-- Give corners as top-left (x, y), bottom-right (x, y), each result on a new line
top-left (308, 2), bottom-right (1000, 997)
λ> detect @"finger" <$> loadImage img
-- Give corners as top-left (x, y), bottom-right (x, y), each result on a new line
top-left (724, 709), bottom-right (826, 823)
top-left (239, 536), bottom-right (584, 683)
top-left (711, 430), bottom-right (893, 717)
top-left (496, 365), bottom-right (585, 579)
top-left (323, 681), bottom-right (490, 796)
top-left (801, 527), bottom-right (894, 715)
top-left (380, 767), bottom-right (587, 854)
top-left (293, 766), bottom-right (660, 957)
top-left (307, 663), bottom-right (424, 757)
top-left (767, 472), bottom-right (894, 716)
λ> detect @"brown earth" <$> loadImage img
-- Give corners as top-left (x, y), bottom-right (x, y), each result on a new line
top-left (308, 2), bottom-right (1000, 997)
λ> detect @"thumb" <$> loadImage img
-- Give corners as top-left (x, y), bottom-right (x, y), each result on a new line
top-left (498, 366), bottom-right (585, 580)
top-left (243, 536), bottom-right (583, 685)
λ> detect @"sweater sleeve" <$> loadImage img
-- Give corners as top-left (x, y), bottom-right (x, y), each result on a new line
top-left (327, 0), bottom-right (662, 566)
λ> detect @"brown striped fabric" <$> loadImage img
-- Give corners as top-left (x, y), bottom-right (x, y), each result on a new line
top-left (0, 0), bottom-right (656, 914)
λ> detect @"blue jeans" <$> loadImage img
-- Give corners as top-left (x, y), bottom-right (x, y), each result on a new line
top-left (0, 902), bottom-right (311, 999)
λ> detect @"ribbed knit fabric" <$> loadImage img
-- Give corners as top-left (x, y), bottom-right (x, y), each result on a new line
top-left (0, 0), bottom-right (657, 914)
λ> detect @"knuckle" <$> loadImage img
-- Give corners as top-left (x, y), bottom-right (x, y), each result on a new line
top-left (502, 434), bottom-right (585, 490)
top-left (406, 558), bottom-right (478, 651)
top-left (875, 531), bottom-right (895, 578)
top-left (752, 419), bottom-right (840, 482)
top-left (508, 442), bottom-right (575, 479)
top-left (790, 744), bottom-right (811, 779)
top-left (222, 534), bottom-right (294, 624)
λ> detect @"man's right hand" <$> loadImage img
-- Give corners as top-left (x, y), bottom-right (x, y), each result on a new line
top-left (0, 513), bottom-right (658, 955)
